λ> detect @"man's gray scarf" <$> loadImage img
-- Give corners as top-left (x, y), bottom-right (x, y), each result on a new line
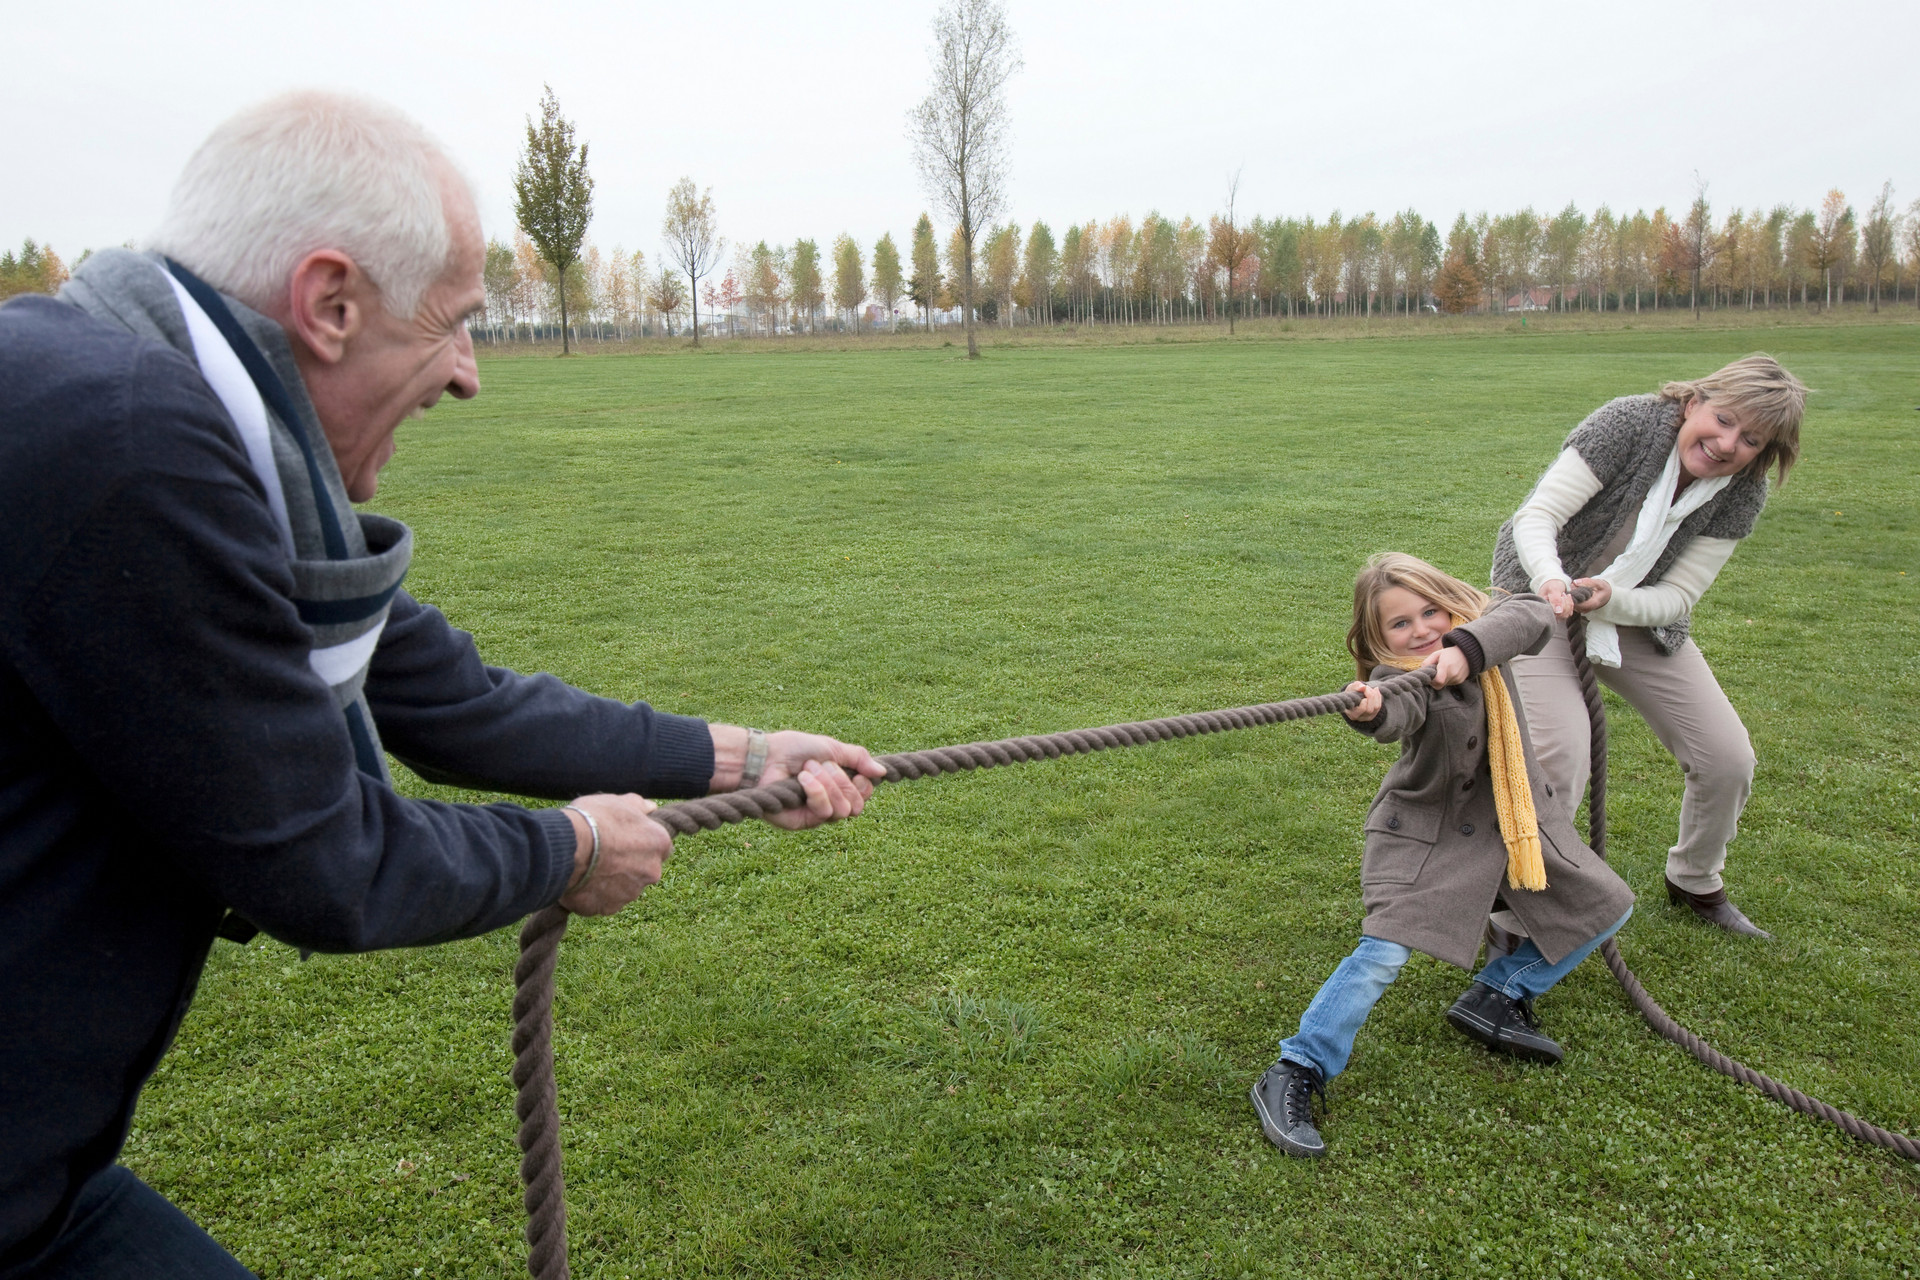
top-left (62, 249), bottom-right (412, 781)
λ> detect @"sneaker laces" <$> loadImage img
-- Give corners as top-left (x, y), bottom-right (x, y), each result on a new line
top-left (1513, 996), bottom-right (1540, 1029)
top-left (1282, 1062), bottom-right (1325, 1124)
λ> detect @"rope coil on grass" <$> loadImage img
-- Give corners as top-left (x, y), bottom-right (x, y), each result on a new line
top-left (1565, 614), bottom-right (1920, 1162)
top-left (514, 653), bottom-right (1917, 1276)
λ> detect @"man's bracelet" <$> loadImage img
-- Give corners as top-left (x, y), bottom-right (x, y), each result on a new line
top-left (562, 804), bottom-right (602, 893)
top-left (741, 728), bottom-right (770, 789)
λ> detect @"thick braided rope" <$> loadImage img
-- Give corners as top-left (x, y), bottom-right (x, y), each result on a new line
top-left (646, 676), bottom-right (1411, 836)
top-left (1565, 614), bottom-right (1920, 1162)
top-left (514, 651), bottom-right (1920, 1276)
top-left (509, 671), bottom-right (1429, 1278)
top-left (513, 905), bottom-right (572, 1278)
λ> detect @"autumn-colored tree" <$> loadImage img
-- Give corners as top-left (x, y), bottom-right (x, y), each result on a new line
top-left (1544, 202), bottom-right (1586, 310)
top-left (663, 177), bottom-right (723, 343)
top-left (1858, 182), bottom-right (1896, 313)
top-left (906, 214), bottom-right (941, 329)
top-left (942, 225), bottom-right (971, 316)
top-left (1177, 217), bottom-right (1207, 321)
top-left (1488, 209), bottom-right (1542, 311)
top-left (0, 239), bottom-right (69, 300)
top-left (983, 224), bottom-right (1019, 326)
top-left (631, 249), bottom-right (651, 332)
top-left (1784, 210), bottom-right (1815, 308)
top-left (1758, 207), bottom-right (1789, 308)
top-left (712, 269), bottom-right (742, 336)
top-left (1203, 174), bottom-right (1256, 331)
top-left (910, 0), bottom-right (1020, 358)
top-left (789, 239), bottom-right (824, 332)
top-left (647, 266), bottom-right (686, 333)
top-left (1340, 213), bottom-right (1380, 318)
top-left (740, 242), bottom-right (784, 336)
top-left (831, 234), bottom-right (865, 330)
top-left (1676, 181), bottom-right (1714, 316)
top-left (1139, 215), bottom-right (1183, 323)
top-left (1258, 218), bottom-right (1303, 316)
top-left (512, 86), bottom-right (594, 354)
top-left (1057, 223), bottom-right (1089, 323)
top-left (1206, 173), bottom-right (1256, 331)
top-left (871, 233), bottom-right (904, 331)
top-left (569, 245), bottom-right (600, 335)
top-left (479, 238), bottom-right (517, 339)
top-left (1101, 216), bottom-right (1136, 323)
top-left (1019, 221), bottom-right (1055, 324)
top-left (1306, 214), bottom-right (1343, 315)
top-left (1904, 200), bottom-right (1920, 310)
top-left (1807, 189), bottom-right (1853, 310)
top-left (1433, 252), bottom-right (1480, 314)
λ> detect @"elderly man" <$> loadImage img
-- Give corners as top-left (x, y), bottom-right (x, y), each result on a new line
top-left (0, 93), bottom-right (880, 1278)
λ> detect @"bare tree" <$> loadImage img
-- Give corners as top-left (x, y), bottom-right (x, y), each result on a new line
top-left (909, 0), bottom-right (1020, 359)
top-left (662, 178), bottom-right (723, 345)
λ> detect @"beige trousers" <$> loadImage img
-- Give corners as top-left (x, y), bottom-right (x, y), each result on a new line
top-left (1501, 619), bottom-right (1755, 912)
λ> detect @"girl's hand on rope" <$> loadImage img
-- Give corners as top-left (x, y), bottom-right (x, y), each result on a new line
top-left (1342, 680), bottom-right (1383, 721)
top-left (1422, 647), bottom-right (1471, 688)
top-left (757, 732), bottom-right (883, 829)
top-left (557, 793), bottom-right (673, 916)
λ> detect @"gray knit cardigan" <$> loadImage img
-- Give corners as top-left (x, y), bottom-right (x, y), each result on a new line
top-left (1490, 394), bottom-right (1769, 655)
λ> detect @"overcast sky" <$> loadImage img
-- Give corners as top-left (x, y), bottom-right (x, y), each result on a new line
top-left (7, 0), bottom-right (1916, 267)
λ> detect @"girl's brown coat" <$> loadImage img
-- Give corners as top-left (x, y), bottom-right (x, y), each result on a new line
top-left (1352, 593), bottom-right (1635, 968)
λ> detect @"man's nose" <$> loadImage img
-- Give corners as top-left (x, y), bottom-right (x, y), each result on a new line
top-left (449, 331), bottom-right (480, 401)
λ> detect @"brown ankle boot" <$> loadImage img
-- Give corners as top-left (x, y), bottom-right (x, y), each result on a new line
top-left (1666, 878), bottom-right (1772, 940)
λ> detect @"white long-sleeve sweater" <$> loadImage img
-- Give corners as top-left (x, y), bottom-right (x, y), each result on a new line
top-left (1511, 448), bottom-right (1739, 629)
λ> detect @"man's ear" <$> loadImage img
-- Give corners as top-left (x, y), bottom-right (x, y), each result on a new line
top-left (283, 250), bottom-right (367, 366)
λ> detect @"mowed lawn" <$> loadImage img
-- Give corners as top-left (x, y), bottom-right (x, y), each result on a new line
top-left (126, 324), bottom-right (1918, 1279)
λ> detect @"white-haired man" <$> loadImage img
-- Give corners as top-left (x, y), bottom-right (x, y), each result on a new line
top-left (0, 93), bottom-right (881, 1278)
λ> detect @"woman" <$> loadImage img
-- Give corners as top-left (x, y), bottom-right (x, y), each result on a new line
top-left (1488, 354), bottom-right (1808, 940)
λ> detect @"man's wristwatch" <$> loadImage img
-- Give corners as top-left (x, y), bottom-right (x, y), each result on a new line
top-left (742, 728), bottom-right (770, 789)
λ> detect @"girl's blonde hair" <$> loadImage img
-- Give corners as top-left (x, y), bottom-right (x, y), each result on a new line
top-left (1348, 553), bottom-right (1490, 678)
top-left (1659, 353), bottom-right (1808, 485)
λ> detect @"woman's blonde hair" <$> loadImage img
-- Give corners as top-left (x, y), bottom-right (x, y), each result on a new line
top-left (1660, 353), bottom-right (1808, 485)
top-left (1348, 553), bottom-right (1490, 678)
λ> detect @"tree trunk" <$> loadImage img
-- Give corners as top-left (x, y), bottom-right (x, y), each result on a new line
top-left (558, 272), bottom-right (571, 355)
top-left (688, 271), bottom-right (701, 345)
top-left (963, 236), bottom-right (978, 359)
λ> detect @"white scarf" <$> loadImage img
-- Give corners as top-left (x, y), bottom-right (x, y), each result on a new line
top-left (162, 271), bottom-right (296, 556)
top-left (161, 267), bottom-right (392, 689)
top-left (1585, 444), bottom-right (1728, 667)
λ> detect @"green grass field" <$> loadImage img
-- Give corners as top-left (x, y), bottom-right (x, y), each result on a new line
top-left (126, 321), bottom-right (1918, 1278)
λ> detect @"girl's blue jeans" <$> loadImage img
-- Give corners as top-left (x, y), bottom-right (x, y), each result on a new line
top-left (1277, 907), bottom-right (1632, 1082)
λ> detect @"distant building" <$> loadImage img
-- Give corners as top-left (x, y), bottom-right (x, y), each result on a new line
top-left (1505, 287), bottom-right (1554, 311)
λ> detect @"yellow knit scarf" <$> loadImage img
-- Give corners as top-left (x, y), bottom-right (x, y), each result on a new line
top-left (1383, 631), bottom-right (1547, 892)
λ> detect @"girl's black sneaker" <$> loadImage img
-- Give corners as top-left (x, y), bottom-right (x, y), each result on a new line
top-left (1445, 983), bottom-right (1564, 1063)
top-left (1250, 1058), bottom-right (1327, 1157)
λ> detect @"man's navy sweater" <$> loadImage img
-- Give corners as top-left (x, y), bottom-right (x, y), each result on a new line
top-left (0, 295), bottom-right (714, 1263)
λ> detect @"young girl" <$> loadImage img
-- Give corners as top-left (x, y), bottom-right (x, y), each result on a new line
top-left (1250, 553), bottom-right (1635, 1158)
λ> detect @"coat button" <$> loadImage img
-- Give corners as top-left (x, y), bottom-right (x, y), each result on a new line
top-left (1467, 736), bottom-right (1478, 749)
top-left (1545, 784), bottom-right (1554, 797)
top-left (1460, 823), bottom-right (1475, 836)
top-left (1462, 778), bottom-right (1475, 792)
top-left (1387, 816), bottom-right (1401, 830)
